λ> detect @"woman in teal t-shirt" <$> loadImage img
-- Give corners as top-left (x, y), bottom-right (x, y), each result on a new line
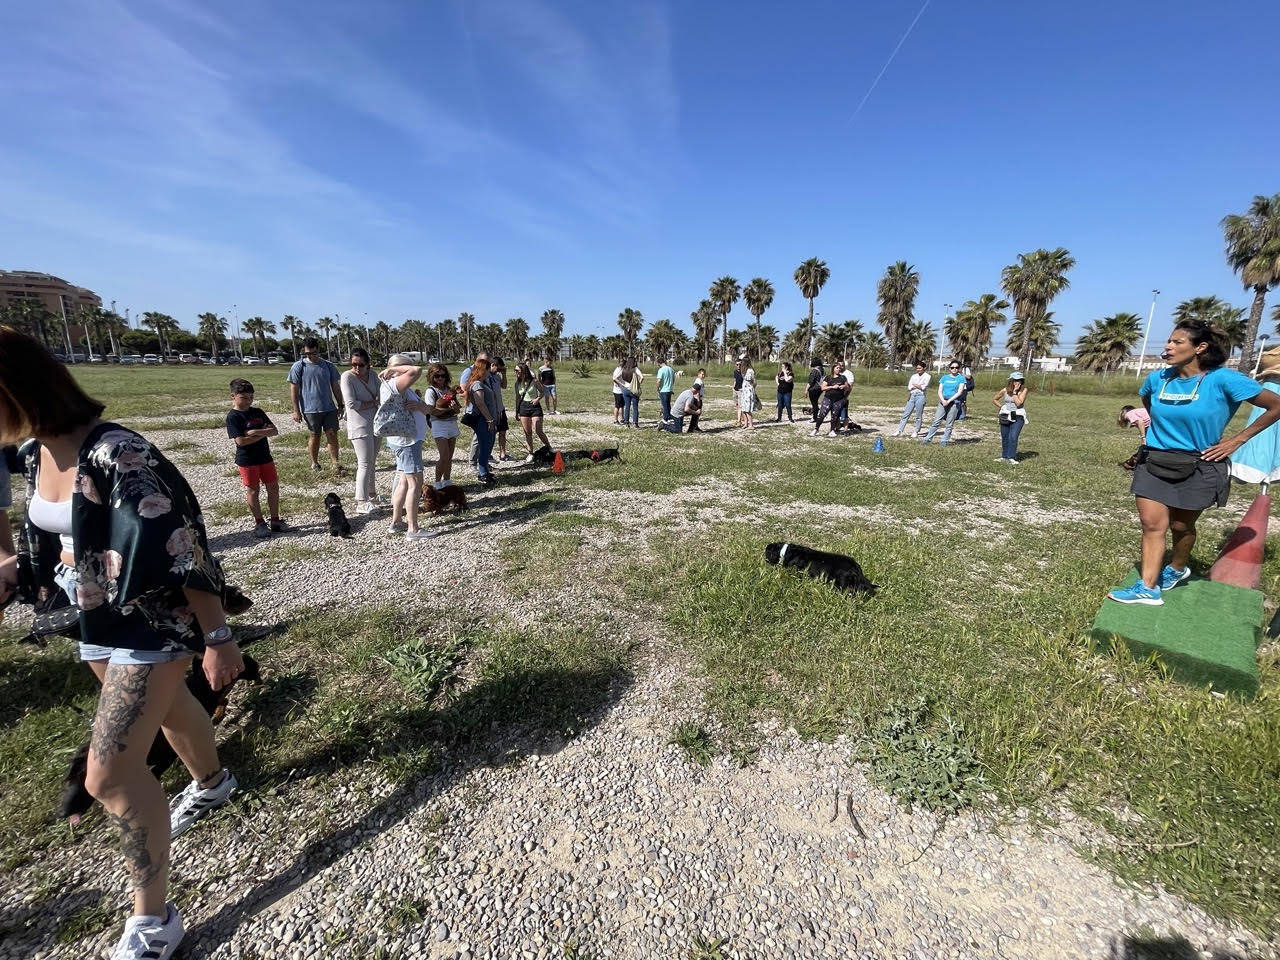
top-left (1108, 320), bottom-right (1280, 606)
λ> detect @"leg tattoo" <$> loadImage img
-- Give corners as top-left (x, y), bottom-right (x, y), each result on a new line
top-left (105, 804), bottom-right (161, 889)
top-left (91, 664), bottom-right (154, 762)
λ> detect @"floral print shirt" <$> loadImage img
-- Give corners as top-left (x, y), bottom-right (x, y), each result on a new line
top-left (20, 422), bottom-right (224, 652)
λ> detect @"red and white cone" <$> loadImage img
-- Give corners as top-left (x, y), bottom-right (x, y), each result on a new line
top-left (1208, 492), bottom-right (1271, 590)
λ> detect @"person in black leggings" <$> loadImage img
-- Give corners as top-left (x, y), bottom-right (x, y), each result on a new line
top-left (806, 358), bottom-right (824, 423)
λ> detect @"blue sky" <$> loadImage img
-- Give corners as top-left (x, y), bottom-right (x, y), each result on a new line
top-left (2, 0), bottom-right (1276, 352)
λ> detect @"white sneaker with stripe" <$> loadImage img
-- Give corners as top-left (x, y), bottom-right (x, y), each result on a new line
top-left (111, 903), bottom-right (184, 960)
top-left (169, 769), bottom-right (237, 839)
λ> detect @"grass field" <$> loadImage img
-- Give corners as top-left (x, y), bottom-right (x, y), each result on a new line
top-left (2, 361), bottom-right (1278, 935)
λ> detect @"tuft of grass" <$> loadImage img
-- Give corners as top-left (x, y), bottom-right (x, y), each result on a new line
top-left (687, 935), bottom-right (729, 960)
top-left (562, 940), bottom-right (598, 960)
top-left (55, 897), bottom-right (116, 944)
top-left (857, 696), bottom-right (986, 811)
top-left (382, 635), bottom-right (466, 703)
top-left (669, 722), bottom-right (715, 767)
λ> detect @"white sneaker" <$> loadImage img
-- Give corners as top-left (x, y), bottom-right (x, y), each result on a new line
top-left (112, 903), bottom-right (184, 960)
top-left (405, 529), bottom-right (438, 541)
top-left (170, 770), bottom-right (237, 839)
top-left (388, 521), bottom-right (407, 534)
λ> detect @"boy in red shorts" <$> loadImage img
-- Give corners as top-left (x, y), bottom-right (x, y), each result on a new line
top-left (226, 378), bottom-right (284, 538)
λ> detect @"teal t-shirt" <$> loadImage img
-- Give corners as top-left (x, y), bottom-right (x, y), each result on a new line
top-left (1138, 366), bottom-right (1260, 452)
top-left (939, 373), bottom-right (966, 402)
top-left (657, 364), bottom-right (674, 393)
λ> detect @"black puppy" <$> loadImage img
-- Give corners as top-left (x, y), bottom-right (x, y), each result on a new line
top-left (764, 542), bottom-right (878, 596)
top-left (563, 448), bottom-right (622, 464)
top-left (59, 653), bottom-right (261, 823)
top-left (324, 492), bottom-right (352, 538)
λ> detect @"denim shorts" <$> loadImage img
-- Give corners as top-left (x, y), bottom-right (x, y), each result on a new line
top-left (392, 441), bottom-right (424, 474)
top-left (54, 564), bottom-right (193, 665)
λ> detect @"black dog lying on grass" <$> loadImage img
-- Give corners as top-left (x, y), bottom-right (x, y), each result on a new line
top-left (325, 491), bottom-right (352, 538)
top-left (764, 542), bottom-right (878, 596)
top-left (530, 445), bottom-right (623, 466)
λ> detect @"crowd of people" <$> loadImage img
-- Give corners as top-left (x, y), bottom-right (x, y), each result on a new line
top-left (1, 317), bottom-right (1277, 957)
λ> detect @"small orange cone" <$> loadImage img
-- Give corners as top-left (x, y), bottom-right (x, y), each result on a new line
top-left (552, 450), bottom-right (565, 474)
top-left (1209, 492), bottom-right (1270, 590)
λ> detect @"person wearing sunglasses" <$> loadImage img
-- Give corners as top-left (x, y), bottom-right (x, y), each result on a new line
top-left (920, 361), bottom-right (968, 445)
top-left (287, 337), bottom-right (345, 476)
top-left (1108, 320), bottom-right (1280, 605)
top-left (340, 347), bottom-right (381, 514)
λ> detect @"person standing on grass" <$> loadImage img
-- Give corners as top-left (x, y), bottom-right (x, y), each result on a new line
top-left (340, 348), bottom-right (381, 513)
top-left (0, 325), bottom-right (243, 960)
top-left (379, 356), bottom-right (434, 541)
top-left (920, 361), bottom-right (968, 446)
top-left (1108, 320), bottom-right (1280, 606)
top-left (611, 359), bottom-right (626, 425)
top-left (811, 364), bottom-right (848, 437)
top-left (225, 379), bottom-right (284, 538)
top-left (739, 359), bottom-right (758, 430)
top-left (893, 362), bottom-right (931, 437)
top-left (806, 358), bottom-right (824, 423)
top-left (422, 363), bottom-right (460, 490)
top-left (460, 351), bottom-right (498, 473)
top-left (774, 362), bottom-right (795, 422)
top-left (620, 359), bottom-right (642, 428)
top-left (660, 383), bottom-right (703, 433)
top-left (838, 361), bottom-right (856, 431)
top-left (1119, 404), bottom-right (1150, 441)
top-left (490, 357), bottom-right (512, 462)
top-left (992, 371), bottom-right (1028, 464)
top-left (288, 337), bottom-right (344, 476)
top-left (694, 368), bottom-right (707, 395)
top-left (464, 356), bottom-right (500, 485)
top-left (538, 355), bottom-right (559, 415)
top-left (656, 357), bottom-right (676, 424)
top-left (514, 362), bottom-right (552, 461)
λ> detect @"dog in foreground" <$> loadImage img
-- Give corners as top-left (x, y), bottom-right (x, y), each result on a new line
top-left (764, 541), bottom-right (878, 595)
top-left (421, 483), bottom-right (468, 515)
top-left (324, 492), bottom-right (352, 537)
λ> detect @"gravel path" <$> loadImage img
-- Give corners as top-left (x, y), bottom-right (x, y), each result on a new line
top-left (0, 409), bottom-right (1272, 959)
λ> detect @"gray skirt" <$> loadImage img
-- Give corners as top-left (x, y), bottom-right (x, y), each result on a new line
top-left (1130, 459), bottom-right (1229, 511)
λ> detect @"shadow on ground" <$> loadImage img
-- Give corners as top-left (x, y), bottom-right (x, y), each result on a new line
top-left (1109, 932), bottom-right (1253, 960)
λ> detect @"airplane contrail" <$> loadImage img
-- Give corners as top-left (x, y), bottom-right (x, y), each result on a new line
top-left (848, 0), bottom-right (932, 123)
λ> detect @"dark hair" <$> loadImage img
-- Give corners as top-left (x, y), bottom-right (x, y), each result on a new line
top-left (229, 378), bottom-right (254, 395)
top-left (1118, 404), bottom-right (1135, 426)
top-left (303, 336), bottom-right (321, 351)
top-left (514, 362), bottom-right (534, 385)
top-left (0, 326), bottom-right (105, 442)
top-left (1173, 320), bottom-right (1227, 369)
top-left (350, 347), bottom-right (370, 365)
top-left (691, 382), bottom-right (702, 392)
top-left (810, 357), bottom-right (822, 367)
top-left (425, 362), bottom-right (450, 387)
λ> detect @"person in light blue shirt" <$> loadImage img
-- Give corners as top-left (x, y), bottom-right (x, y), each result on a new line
top-left (920, 361), bottom-right (968, 445)
top-left (656, 360), bottom-right (675, 423)
top-left (1108, 320), bottom-right (1280, 606)
top-left (288, 337), bottom-right (344, 475)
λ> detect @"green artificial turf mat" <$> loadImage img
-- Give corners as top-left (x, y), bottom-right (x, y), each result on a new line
top-left (1091, 572), bottom-right (1263, 697)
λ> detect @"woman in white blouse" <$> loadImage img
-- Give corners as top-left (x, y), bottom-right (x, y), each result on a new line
top-left (340, 348), bottom-right (381, 514)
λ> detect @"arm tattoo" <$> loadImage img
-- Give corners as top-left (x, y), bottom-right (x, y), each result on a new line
top-left (91, 664), bottom-right (154, 762)
top-left (105, 804), bottom-right (161, 889)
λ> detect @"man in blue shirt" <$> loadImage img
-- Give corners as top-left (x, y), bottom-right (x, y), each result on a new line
top-left (288, 337), bottom-right (345, 474)
top-left (920, 360), bottom-right (968, 446)
top-left (656, 359), bottom-right (675, 424)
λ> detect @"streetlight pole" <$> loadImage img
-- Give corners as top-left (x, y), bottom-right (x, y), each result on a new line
top-left (1136, 289), bottom-right (1159, 379)
top-left (1253, 334), bottom-right (1271, 377)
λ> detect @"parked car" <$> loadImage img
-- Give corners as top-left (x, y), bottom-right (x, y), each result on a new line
top-left (120, 355), bottom-right (142, 365)
top-left (243, 356), bottom-right (262, 365)
top-left (142, 354), bottom-right (161, 365)
top-left (88, 354), bottom-right (105, 363)
top-left (267, 355), bottom-right (282, 365)
top-left (178, 353), bottom-right (197, 364)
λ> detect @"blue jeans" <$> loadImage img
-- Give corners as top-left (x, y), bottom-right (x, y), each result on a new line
top-left (472, 418), bottom-right (495, 478)
top-left (776, 393), bottom-right (792, 419)
top-left (621, 388), bottom-right (639, 426)
top-left (922, 401), bottom-right (960, 443)
top-left (896, 392), bottom-right (925, 435)
top-left (1000, 417), bottom-right (1025, 460)
top-left (659, 391), bottom-right (673, 422)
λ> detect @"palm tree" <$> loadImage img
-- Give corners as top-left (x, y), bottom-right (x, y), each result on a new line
top-left (142, 312), bottom-right (179, 357)
top-left (690, 299), bottom-right (718, 364)
top-left (852, 330), bottom-right (888, 369)
top-left (1222, 194), bottom-right (1280, 372)
top-left (3, 299), bottom-right (54, 348)
top-left (814, 322), bottom-right (845, 362)
top-left (281, 315), bottom-right (301, 360)
top-left (897, 320), bottom-right (938, 367)
top-left (315, 316), bottom-right (336, 358)
top-left (1007, 310), bottom-right (1062, 365)
top-left (242, 316), bottom-right (274, 357)
top-left (645, 318), bottom-right (681, 362)
top-left (372, 321), bottom-right (393, 359)
top-left (741, 276), bottom-right (773, 352)
top-left (1173, 296), bottom-right (1247, 355)
top-left (945, 294), bottom-right (1009, 367)
top-left (876, 261), bottom-right (921, 371)
top-left (1001, 247), bottom-right (1076, 372)
top-left (1075, 312), bottom-right (1143, 373)
top-left (724, 328), bottom-right (746, 359)
top-left (452, 312), bottom-right (474, 359)
top-left (197, 312), bottom-right (228, 357)
top-left (539, 309), bottom-right (565, 358)
top-left (617, 308), bottom-right (644, 356)
top-left (838, 319), bottom-right (865, 364)
top-left (708, 276), bottom-right (741, 363)
top-left (399, 320), bottom-right (431, 357)
top-left (793, 258), bottom-right (830, 357)
top-left (505, 317), bottom-right (530, 359)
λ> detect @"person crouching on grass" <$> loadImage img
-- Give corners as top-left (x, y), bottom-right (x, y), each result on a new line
top-left (1107, 320), bottom-right (1280, 605)
top-left (225, 379), bottom-right (284, 539)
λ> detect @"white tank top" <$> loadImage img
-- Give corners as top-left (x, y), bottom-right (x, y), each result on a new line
top-left (29, 489), bottom-right (76, 554)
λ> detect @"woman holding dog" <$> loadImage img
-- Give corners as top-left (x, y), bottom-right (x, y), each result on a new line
top-left (1108, 320), bottom-right (1280, 605)
top-left (514, 362), bottom-right (551, 463)
top-left (341, 347), bottom-right (382, 513)
top-left (0, 325), bottom-right (242, 960)
top-left (422, 363), bottom-right (460, 490)
top-left (380, 355), bottom-right (435, 540)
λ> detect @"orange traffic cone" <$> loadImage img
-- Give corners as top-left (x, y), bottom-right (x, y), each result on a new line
top-left (1209, 492), bottom-right (1270, 590)
top-left (552, 450), bottom-right (565, 474)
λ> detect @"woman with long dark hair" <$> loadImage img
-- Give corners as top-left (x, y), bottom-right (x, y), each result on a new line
top-left (1108, 320), bottom-right (1280, 605)
top-left (340, 346), bottom-right (381, 513)
top-left (0, 326), bottom-right (242, 960)
top-left (513, 362), bottom-right (551, 461)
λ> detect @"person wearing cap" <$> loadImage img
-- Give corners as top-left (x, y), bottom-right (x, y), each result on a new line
top-left (992, 372), bottom-right (1028, 463)
top-left (920, 360), bottom-right (968, 445)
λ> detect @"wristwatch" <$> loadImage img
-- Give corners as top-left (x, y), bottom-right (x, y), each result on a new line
top-left (204, 625), bottom-right (234, 646)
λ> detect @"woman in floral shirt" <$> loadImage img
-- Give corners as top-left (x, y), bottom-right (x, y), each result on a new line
top-left (0, 326), bottom-right (241, 960)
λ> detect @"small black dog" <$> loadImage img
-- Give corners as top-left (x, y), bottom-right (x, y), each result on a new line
top-left (59, 653), bottom-right (261, 822)
top-left (564, 448), bottom-right (622, 464)
top-left (325, 492), bottom-right (352, 537)
top-left (764, 542), bottom-right (878, 596)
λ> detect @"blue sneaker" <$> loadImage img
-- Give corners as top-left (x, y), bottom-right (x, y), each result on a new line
top-left (1159, 565), bottom-right (1191, 591)
top-left (1108, 581), bottom-right (1163, 606)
